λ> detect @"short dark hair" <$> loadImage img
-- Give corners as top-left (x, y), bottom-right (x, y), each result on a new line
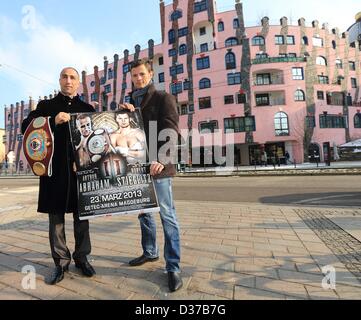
top-left (130, 58), bottom-right (153, 72)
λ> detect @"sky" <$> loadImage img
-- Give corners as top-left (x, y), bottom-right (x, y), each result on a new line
top-left (0, 0), bottom-right (360, 128)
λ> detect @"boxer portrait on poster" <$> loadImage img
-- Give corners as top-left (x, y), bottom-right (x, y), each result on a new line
top-left (68, 110), bottom-right (158, 220)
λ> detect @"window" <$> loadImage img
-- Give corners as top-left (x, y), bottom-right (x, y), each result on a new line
top-left (349, 61), bottom-right (356, 71)
top-left (256, 94), bottom-right (270, 106)
top-left (158, 72), bottom-right (165, 83)
top-left (100, 77), bottom-right (106, 85)
top-left (354, 114), bottom-right (361, 128)
top-left (194, 0), bottom-right (208, 13)
top-left (244, 116), bottom-right (256, 132)
top-left (179, 44), bottom-right (187, 55)
top-left (181, 105), bottom-right (188, 115)
top-left (332, 40), bottom-right (337, 49)
top-left (170, 64), bottom-right (184, 76)
top-left (168, 29), bottom-right (176, 44)
top-left (227, 72), bottom-right (241, 85)
top-left (224, 117), bottom-right (244, 133)
top-left (337, 76), bottom-right (344, 85)
top-left (124, 96), bottom-right (131, 103)
top-left (275, 112), bottom-right (290, 136)
top-left (90, 81), bottom-right (95, 87)
top-left (286, 36), bottom-right (295, 45)
top-left (224, 95), bottom-right (234, 104)
top-left (275, 35), bottom-right (284, 45)
top-left (200, 43), bottom-right (208, 52)
top-left (199, 97), bottom-right (212, 109)
top-left (196, 57), bottom-right (210, 70)
top-left (200, 27), bottom-right (206, 36)
top-left (255, 53), bottom-right (268, 59)
top-left (225, 37), bottom-right (239, 47)
top-left (225, 52), bottom-right (236, 70)
top-left (224, 117), bottom-right (256, 133)
top-left (178, 27), bottom-right (188, 37)
top-left (218, 21), bottom-right (224, 32)
top-left (335, 59), bottom-right (343, 69)
top-left (183, 80), bottom-right (191, 90)
top-left (320, 114), bottom-right (347, 128)
top-left (171, 82), bottom-right (183, 95)
top-left (171, 10), bottom-right (182, 21)
top-left (318, 75), bottom-right (329, 84)
top-left (233, 18), bottom-right (240, 29)
top-left (255, 73), bottom-right (271, 85)
top-left (104, 84), bottom-right (111, 94)
top-left (351, 78), bottom-right (358, 88)
top-left (317, 91), bottom-right (325, 100)
top-left (199, 121), bottom-right (218, 133)
top-left (237, 93), bottom-right (247, 104)
top-left (316, 56), bottom-right (327, 66)
top-left (306, 116), bottom-right (316, 128)
top-left (17, 134), bottom-right (23, 142)
top-left (302, 36), bottom-right (309, 45)
top-left (288, 53), bottom-right (297, 58)
top-left (313, 37), bottom-right (324, 47)
top-left (123, 63), bottom-right (130, 73)
top-left (108, 69), bottom-right (114, 80)
top-left (91, 93), bottom-right (99, 101)
top-left (252, 36), bottom-right (265, 46)
top-left (169, 49), bottom-right (177, 57)
top-left (159, 57), bottom-right (164, 65)
top-left (199, 78), bottom-right (211, 89)
top-left (295, 90), bottom-right (305, 101)
top-left (292, 68), bottom-right (304, 80)
top-left (122, 83), bottom-right (127, 90)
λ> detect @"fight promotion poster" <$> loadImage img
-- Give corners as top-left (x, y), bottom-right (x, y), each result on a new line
top-left (68, 110), bottom-right (159, 220)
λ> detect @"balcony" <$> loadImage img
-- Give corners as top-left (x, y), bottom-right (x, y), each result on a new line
top-left (252, 56), bottom-right (306, 65)
top-left (2, 135), bottom-right (7, 144)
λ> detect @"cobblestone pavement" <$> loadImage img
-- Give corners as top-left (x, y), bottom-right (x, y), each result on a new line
top-left (0, 185), bottom-right (361, 300)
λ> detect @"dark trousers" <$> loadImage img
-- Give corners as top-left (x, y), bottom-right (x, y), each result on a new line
top-left (48, 212), bottom-right (91, 268)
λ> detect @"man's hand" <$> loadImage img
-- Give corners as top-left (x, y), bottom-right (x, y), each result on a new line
top-left (55, 112), bottom-right (71, 125)
top-left (150, 161), bottom-right (165, 176)
top-left (119, 103), bottom-right (136, 112)
top-left (116, 146), bottom-right (129, 157)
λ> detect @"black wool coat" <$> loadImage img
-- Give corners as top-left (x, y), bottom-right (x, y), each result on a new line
top-left (22, 93), bottom-right (94, 214)
top-left (131, 84), bottom-right (180, 178)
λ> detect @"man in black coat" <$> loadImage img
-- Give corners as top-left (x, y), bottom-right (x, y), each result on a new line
top-left (121, 59), bottom-right (183, 292)
top-left (22, 67), bottom-right (96, 285)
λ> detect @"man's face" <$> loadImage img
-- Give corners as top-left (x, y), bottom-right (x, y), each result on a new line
top-left (131, 64), bottom-right (153, 89)
top-left (78, 117), bottom-right (92, 137)
top-left (59, 68), bottom-right (80, 97)
top-left (116, 114), bottom-right (130, 129)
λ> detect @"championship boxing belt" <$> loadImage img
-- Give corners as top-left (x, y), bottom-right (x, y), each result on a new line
top-left (23, 117), bottom-right (54, 177)
top-left (86, 129), bottom-right (111, 164)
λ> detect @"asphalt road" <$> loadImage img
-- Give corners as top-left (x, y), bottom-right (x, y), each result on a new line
top-left (1, 176), bottom-right (360, 208)
top-left (173, 176), bottom-right (361, 208)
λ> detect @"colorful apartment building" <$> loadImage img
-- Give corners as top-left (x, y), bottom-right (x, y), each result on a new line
top-left (4, 0), bottom-right (361, 172)
top-left (0, 128), bottom-right (5, 165)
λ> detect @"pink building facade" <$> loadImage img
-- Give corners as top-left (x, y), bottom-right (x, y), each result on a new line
top-left (4, 0), bottom-right (361, 172)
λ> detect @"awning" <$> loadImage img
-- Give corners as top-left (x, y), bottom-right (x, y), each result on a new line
top-left (340, 139), bottom-right (361, 147)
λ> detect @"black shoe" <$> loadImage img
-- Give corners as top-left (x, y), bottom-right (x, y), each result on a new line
top-left (168, 272), bottom-right (183, 292)
top-left (129, 255), bottom-right (159, 267)
top-left (75, 261), bottom-right (96, 277)
top-left (47, 265), bottom-right (68, 285)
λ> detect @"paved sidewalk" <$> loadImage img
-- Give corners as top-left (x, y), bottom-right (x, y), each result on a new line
top-left (0, 187), bottom-right (361, 300)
